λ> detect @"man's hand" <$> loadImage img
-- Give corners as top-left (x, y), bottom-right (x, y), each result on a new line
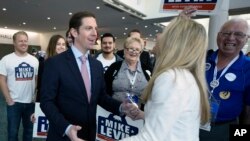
top-left (30, 113), bottom-right (36, 123)
top-left (131, 109), bottom-right (144, 120)
top-left (6, 97), bottom-right (14, 106)
top-left (121, 102), bottom-right (143, 120)
top-left (66, 125), bottom-right (85, 141)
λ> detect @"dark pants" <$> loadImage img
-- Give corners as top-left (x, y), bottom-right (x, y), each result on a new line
top-left (7, 102), bottom-right (34, 141)
top-left (200, 120), bottom-right (238, 141)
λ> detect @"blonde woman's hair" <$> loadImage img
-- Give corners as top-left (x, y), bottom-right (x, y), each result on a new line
top-left (142, 16), bottom-right (210, 124)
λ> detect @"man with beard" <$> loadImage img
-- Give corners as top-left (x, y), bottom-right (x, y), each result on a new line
top-left (96, 33), bottom-right (122, 72)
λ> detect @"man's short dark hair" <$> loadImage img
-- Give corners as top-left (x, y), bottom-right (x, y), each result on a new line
top-left (69, 11), bottom-right (96, 31)
top-left (101, 33), bottom-right (115, 42)
top-left (69, 11), bottom-right (96, 42)
top-left (128, 29), bottom-right (141, 37)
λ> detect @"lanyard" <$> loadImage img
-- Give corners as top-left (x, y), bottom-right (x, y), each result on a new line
top-left (210, 55), bottom-right (239, 94)
top-left (126, 70), bottom-right (138, 89)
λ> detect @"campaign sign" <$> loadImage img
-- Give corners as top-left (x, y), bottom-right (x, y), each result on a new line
top-left (163, 0), bottom-right (218, 11)
top-left (33, 102), bottom-right (49, 138)
top-left (96, 106), bottom-right (143, 141)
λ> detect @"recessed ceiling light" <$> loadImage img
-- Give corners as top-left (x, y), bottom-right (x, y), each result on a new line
top-left (122, 17), bottom-right (125, 20)
top-left (125, 27), bottom-right (128, 30)
top-left (2, 8), bottom-right (7, 11)
top-left (68, 12), bottom-right (72, 15)
top-left (47, 17), bottom-right (51, 20)
top-left (4, 26), bottom-right (8, 29)
top-left (123, 32), bottom-right (127, 35)
top-left (144, 25), bottom-right (148, 28)
top-left (149, 34), bottom-right (152, 37)
top-left (53, 27), bottom-right (56, 30)
top-left (22, 22), bottom-right (26, 25)
top-left (96, 6), bottom-right (100, 9)
top-left (155, 30), bottom-right (158, 32)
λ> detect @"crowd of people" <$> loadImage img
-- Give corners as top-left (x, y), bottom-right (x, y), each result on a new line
top-left (0, 6), bottom-right (250, 141)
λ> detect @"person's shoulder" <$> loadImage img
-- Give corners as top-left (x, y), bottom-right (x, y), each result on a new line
top-left (242, 56), bottom-right (250, 71)
top-left (1, 52), bottom-right (15, 60)
top-left (108, 60), bottom-right (122, 69)
top-left (158, 68), bottom-right (190, 79)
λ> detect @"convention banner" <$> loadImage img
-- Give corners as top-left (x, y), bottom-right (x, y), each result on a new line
top-left (32, 102), bottom-right (48, 138)
top-left (162, 0), bottom-right (218, 11)
top-left (96, 106), bottom-right (144, 141)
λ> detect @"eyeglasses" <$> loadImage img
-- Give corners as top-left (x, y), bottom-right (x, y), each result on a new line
top-left (125, 47), bottom-right (142, 54)
top-left (219, 31), bottom-right (247, 39)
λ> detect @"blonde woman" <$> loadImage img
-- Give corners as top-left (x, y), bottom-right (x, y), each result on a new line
top-left (120, 14), bottom-right (210, 141)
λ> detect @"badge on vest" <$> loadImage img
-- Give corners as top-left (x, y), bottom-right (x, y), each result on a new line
top-left (206, 63), bottom-right (211, 71)
top-left (219, 91), bottom-right (231, 100)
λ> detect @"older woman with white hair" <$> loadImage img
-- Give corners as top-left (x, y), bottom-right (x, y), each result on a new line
top-left (104, 37), bottom-right (152, 109)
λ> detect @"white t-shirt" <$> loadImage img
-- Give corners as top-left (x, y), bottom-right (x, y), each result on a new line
top-left (96, 53), bottom-right (116, 72)
top-left (0, 53), bottom-right (39, 103)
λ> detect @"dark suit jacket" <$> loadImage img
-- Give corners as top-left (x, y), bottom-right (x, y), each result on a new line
top-left (40, 48), bottom-right (121, 141)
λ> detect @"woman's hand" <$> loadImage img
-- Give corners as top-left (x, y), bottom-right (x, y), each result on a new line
top-left (179, 6), bottom-right (197, 19)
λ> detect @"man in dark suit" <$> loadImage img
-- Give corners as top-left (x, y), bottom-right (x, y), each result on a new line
top-left (116, 29), bottom-right (153, 71)
top-left (40, 11), bottom-right (137, 141)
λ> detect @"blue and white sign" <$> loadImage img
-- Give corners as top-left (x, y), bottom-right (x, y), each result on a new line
top-left (96, 106), bottom-right (143, 141)
top-left (163, 0), bottom-right (218, 11)
top-left (33, 102), bottom-right (48, 138)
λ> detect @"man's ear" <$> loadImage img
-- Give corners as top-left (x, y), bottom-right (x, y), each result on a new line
top-left (70, 28), bottom-right (78, 38)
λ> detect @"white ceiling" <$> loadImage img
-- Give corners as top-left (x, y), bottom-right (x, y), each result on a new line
top-left (0, 0), bottom-right (249, 40)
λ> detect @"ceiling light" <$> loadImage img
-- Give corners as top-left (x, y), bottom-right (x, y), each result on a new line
top-left (47, 17), bottom-right (51, 20)
top-left (149, 34), bottom-right (152, 37)
top-left (122, 17), bottom-right (125, 20)
top-left (22, 22), bottom-right (26, 25)
top-left (96, 6), bottom-right (100, 9)
top-left (68, 12), bottom-right (72, 15)
top-left (2, 8), bottom-right (7, 11)
top-left (144, 25), bottom-right (148, 28)
top-left (155, 30), bottom-right (158, 32)
top-left (125, 27), bottom-right (128, 30)
top-left (4, 26), bottom-right (8, 29)
top-left (123, 32), bottom-right (127, 35)
top-left (102, 0), bottom-right (146, 19)
top-left (53, 27), bottom-right (56, 30)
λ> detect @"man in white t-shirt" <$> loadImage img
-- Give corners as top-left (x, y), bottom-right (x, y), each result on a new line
top-left (95, 33), bottom-right (122, 72)
top-left (0, 31), bottom-right (39, 141)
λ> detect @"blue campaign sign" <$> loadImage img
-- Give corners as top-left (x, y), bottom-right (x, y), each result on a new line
top-left (96, 106), bottom-right (143, 141)
top-left (37, 116), bottom-right (49, 136)
top-left (33, 103), bottom-right (48, 138)
top-left (164, 0), bottom-right (218, 3)
top-left (97, 114), bottom-right (138, 140)
top-left (163, 0), bottom-right (218, 11)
